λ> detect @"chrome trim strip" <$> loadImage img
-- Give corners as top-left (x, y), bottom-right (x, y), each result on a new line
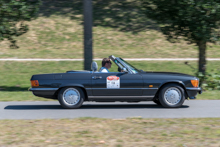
top-left (88, 96), bottom-right (154, 99)
top-left (86, 88), bottom-right (158, 90)
top-left (186, 87), bottom-right (202, 91)
top-left (29, 88), bottom-right (58, 91)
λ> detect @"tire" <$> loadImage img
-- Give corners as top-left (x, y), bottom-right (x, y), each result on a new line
top-left (159, 84), bottom-right (186, 108)
top-left (153, 99), bottom-right (161, 105)
top-left (58, 87), bottom-right (85, 109)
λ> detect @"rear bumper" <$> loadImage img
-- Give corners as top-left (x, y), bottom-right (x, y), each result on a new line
top-left (29, 88), bottom-right (59, 91)
top-left (186, 87), bottom-right (202, 99)
top-left (29, 88), bottom-right (58, 99)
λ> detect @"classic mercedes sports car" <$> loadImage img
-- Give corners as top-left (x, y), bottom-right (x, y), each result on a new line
top-left (29, 55), bottom-right (202, 109)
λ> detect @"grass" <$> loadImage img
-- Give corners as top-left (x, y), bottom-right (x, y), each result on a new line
top-left (0, 61), bottom-right (219, 101)
top-left (0, 0), bottom-right (219, 59)
top-left (0, 118), bottom-right (220, 146)
top-left (0, 15), bottom-right (218, 59)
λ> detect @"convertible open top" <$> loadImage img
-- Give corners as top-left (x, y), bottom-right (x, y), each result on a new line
top-left (29, 55), bottom-right (202, 109)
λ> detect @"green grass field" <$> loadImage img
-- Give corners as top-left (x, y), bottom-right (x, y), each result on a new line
top-left (0, 118), bottom-right (220, 146)
top-left (0, 0), bottom-right (220, 59)
top-left (0, 61), bottom-right (219, 101)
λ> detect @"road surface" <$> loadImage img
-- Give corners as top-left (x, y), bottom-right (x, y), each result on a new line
top-left (0, 100), bottom-right (220, 119)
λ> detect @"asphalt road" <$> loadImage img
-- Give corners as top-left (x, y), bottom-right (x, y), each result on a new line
top-left (0, 100), bottom-right (220, 119)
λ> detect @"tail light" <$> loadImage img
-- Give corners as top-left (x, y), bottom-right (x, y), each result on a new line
top-left (191, 80), bottom-right (199, 87)
top-left (31, 80), bottom-right (39, 87)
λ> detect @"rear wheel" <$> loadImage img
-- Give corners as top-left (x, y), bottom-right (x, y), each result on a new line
top-left (159, 84), bottom-right (186, 108)
top-left (58, 87), bottom-right (85, 109)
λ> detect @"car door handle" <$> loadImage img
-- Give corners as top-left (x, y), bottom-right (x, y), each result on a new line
top-left (92, 76), bottom-right (102, 79)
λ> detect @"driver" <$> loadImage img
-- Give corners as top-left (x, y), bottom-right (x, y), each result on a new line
top-left (99, 58), bottom-right (112, 72)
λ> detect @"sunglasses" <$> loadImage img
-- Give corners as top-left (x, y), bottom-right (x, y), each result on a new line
top-left (107, 61), bottom-right (112, 64)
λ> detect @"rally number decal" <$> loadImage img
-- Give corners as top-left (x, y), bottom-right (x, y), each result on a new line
top-left (107, 76), bottom-right (120, 88)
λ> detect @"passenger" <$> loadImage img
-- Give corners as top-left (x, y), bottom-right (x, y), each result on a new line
top-left (99, 58), bottom-right (112, 72)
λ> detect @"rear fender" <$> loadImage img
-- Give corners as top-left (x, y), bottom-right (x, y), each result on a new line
top-left (56, 84), bottom-right (88, 100)
top-left (59, 84), bottom-right (85, 89)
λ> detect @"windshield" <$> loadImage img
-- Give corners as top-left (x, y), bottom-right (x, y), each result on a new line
top-left (119, 58), bottom-right (139, 73)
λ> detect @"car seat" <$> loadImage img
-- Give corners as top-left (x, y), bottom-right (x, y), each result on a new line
top-left (91, 61), bottom-right (98, 72)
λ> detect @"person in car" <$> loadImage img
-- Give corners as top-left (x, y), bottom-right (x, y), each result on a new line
top-left (99, 58), bottom-right (112, 72)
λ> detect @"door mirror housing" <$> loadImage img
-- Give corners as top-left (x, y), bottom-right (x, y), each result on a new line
top-left (122, 67), bottom-right (128, 73)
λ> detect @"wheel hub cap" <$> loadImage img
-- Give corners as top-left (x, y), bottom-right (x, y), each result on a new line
top-left (164, 87), bottom-right (181, 105)
top-left (63, 88), bottom-right (80, 105)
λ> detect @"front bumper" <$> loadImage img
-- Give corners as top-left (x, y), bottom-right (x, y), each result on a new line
top-left (186, 87), bottom-right (202, 94)
top-left (186, 87), bottom-right (202, 99)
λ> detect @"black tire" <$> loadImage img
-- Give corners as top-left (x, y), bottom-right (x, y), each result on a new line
top-left (58, 87), bottom-right (85, 109)
top-left (159, 84), bottom-right (186, 108)
top-left (153, 99), bottom-right (161, 105)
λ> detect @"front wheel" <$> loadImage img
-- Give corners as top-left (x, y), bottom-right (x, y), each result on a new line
top-left (153, 99), bottom-right (161, 105)
top-left (58, 87), bottom-right (85, 109)
top-left (159, 84), bottom-right (186, 108)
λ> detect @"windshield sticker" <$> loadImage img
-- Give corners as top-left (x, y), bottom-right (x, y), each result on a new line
top-left (107, 76), bottom-right (120, 88)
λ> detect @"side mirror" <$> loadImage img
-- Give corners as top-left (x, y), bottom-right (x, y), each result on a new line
top-left (122, 67), bottom-right (128, 73)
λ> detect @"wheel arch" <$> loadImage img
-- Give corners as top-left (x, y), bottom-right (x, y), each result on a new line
top-left (55, 84), bottom-right (88, 101)
top-left (154, 81), bottom-right (188, 99)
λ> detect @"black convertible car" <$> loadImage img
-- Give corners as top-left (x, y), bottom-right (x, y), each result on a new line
top-left (29, 55), bottom-right (202, 109)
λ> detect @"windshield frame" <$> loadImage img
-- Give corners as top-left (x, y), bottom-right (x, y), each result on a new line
top-left (109, 55), bottom-right (140, 74)
top-left (118, 58), bottom-right (140, 74)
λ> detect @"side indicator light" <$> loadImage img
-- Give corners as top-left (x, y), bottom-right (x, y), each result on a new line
top-left (191, 80), bottom-right (198, 87)
top-left (31, 80), bottom-right (39, 87)
top-left (149, 85), bottom-right (153, 87)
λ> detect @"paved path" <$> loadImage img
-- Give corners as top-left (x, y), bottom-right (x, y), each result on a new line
top-left (0, 58), bottom-right (220, 61)
top-left (0, 100), bottom-right (220, 119)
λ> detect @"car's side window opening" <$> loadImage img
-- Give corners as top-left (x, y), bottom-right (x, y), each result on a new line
top-left (114, 60), bottom-right (128, 73)
top-left (119, 58), bottom-right (139, 74)
top-left (107, 56), bottom-right (138, 74)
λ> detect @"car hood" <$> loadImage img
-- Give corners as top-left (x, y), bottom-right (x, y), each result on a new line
top-left (142, 71), bottom-right (196, 78)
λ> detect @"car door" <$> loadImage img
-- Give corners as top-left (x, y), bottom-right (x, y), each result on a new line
top-left (92, 72), bottom-right (144, 96)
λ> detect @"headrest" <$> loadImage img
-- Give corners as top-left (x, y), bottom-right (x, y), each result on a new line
top-left (91, 61), bottom-right (98, 71)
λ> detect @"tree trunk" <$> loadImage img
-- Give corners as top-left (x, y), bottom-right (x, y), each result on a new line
top-left (83, 0), bottom-right (93, 70)
top-left (197, 40), bottom-right (207, 74)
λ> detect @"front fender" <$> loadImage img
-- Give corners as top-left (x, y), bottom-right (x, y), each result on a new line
top-left (158, 80), bottom-right (186, 89)
top-left (156, 81), bottom-right (189, 97)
